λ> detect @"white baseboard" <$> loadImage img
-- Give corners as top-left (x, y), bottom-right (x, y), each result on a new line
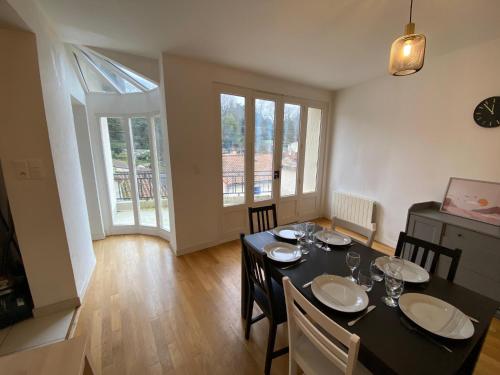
top-left (32, 297), bottom-right (81, 318)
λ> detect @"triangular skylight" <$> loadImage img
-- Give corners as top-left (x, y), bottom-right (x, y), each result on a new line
top-left (71, 45), bottom-right (158, 94)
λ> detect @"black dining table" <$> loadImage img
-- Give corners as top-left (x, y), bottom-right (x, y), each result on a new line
top-left (242, 228), bottom-right (499, 375)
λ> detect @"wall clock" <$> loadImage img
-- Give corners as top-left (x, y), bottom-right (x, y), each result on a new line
top-left (473, 96), bottom-right (500, 128)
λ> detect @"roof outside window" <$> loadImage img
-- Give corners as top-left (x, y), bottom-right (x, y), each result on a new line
top-left (71, 45), bottom-right (158, 94)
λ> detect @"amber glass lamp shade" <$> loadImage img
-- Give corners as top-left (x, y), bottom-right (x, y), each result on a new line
top-left (389, 23), bottom-right (426, 76)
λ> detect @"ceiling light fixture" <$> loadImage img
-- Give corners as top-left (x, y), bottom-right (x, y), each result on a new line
top-left (388, 0), bottom-right (426, 76)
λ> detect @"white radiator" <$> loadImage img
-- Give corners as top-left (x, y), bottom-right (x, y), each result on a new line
top-left (332, 191), bottom-right (376, 231)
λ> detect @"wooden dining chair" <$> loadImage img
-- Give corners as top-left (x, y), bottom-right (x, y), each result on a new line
top-left (283, 277), bottom-right (370, 375)
top-left (248, 204), bottom-right (278, 234)
top-left (395, 232), bottom-right (462, 282)
top-left (241, 234), bottom-right (288, 375)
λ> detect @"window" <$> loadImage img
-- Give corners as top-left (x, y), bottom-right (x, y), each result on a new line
top-left (72, 45), bottom-right (158, 94)
top-left (302, 108), bottom-right (322, 193)
top-left (101, 117), bottom-right (134, 225)
top-left (280, 103), bottom-right (301, 197)
top-left (131, 117), bottom-right (156, 227)
top-left (154, 116), bottom-right (170, 230)
top-left (254, 99), bottom-right (275, 202)
top-left (220, 94), bottom-right (246, 207)
top-left (100, 114), bottom-right (170, 232)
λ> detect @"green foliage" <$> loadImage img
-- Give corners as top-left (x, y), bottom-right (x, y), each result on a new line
top-left (221, 95), bottom-right (245, 152)
top-left (107, 117), bottom-right (152, 167)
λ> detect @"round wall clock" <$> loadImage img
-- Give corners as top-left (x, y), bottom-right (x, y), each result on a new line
top-left (473, 96), bottom-right (500, 128)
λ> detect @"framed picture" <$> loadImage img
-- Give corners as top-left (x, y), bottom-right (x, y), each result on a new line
top-left (441, 177), bottom-right (500, 226)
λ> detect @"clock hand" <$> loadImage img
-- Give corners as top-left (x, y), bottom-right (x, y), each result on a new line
top-left (483, 103), bottom-right (494, 115)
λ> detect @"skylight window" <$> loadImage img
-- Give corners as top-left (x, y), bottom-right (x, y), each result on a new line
top-left (71, 45), bottom-right (158, 94)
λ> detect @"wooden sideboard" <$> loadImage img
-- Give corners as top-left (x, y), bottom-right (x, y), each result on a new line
top-left (406, 202), bottom-right (500, 313)
top-left (0, 335), bottom-right (94, 375)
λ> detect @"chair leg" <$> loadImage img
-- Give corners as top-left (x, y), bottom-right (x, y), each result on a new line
top-left (245, 295), bottom-right (254, 340)
top-left (264, 322), bottom-right (277, 375)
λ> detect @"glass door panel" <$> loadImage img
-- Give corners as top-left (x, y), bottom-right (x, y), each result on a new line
top-left (254, 99), bottom-right (276, 202)
top-left (220, 94), bottom-right (246, 207)
top-left (302, 108), bottom-right (322, 193)
top-left (101, 117), bottom-right (135, 225)
top-left (131, 117), bottom-right (157, 227)
top-left (154, 116), bottom-right (170, 231)
top-left (280, 103), bottom-right (301, 197)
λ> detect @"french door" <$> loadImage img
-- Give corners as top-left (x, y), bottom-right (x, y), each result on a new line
top-left (218, 85), bottom-right (327, 238)
top-left (99, 114), bottom-right (170, 234)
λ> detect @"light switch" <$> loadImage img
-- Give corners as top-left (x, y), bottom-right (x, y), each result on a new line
top-left (13, 160), bottom-right (29, 180)
top-left (28, 159), bottom-right (45, 179)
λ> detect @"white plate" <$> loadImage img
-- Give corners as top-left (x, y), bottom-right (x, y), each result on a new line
top-left (375, 256), bottom-right (430, 283)
top-left (311, 275), bottom-right (369, 313)
top-left (315, 230), bottom-right (352, 246)
top-left (263, 242), bottom-right (301, 263)
top-left (272, 225), bottom-right (300, 240)
top-left (399, 293), bottom-right (474, 340)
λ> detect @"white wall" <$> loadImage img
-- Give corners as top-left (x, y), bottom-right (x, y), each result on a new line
top-left (0, 27), bottom-right (79, 310)
top-left (72, 99), bottom-right (105, 240)
top-left (326, 37), bottom-right (500, 247)
top-left (162, 55), bottom-right (331, 254)
top-left (7, 0), bottom-right (96, 304)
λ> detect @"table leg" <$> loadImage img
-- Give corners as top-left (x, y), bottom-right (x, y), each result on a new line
top-left (241, 247), bottom-right (249, 319)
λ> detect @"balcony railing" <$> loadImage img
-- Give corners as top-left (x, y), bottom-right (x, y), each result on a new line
top-left (114, 171), bottom-right (272, 201)
top-left (114, 171), bottom-right (168, 201)
top-left (222, 171), bottom-right (272, 196)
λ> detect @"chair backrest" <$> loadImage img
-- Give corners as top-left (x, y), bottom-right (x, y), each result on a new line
top-left (395, 232), bottom-right (462, 282)
top-left (240, 234), bottom-right (276, 318)
top-left (283, 277), bottom-right (361, 375)
top-left (248, 204), bottom-right (278, 234)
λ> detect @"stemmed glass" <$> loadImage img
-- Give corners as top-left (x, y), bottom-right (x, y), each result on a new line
top-left (369, 260), bottom-right (384, 282)
top-left (294, 225), bottom-right (308, 255)
top-left (305, 222), bottom-right (315, 244)
top-left (345, 251), bottom-right (360, 283)
top-left (357, 270), bottom-right (374, 292)
top-left (382, 269), bottom-right (404, 307)
top-left (387, 256), bottom-right (404, 273)
top-left (315, 228), bottom-right (331, 252)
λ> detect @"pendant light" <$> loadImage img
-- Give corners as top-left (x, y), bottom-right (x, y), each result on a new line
top-left (388, 0), bottom-right (426, 76)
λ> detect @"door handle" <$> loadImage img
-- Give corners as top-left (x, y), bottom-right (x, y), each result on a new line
top-left (274, 170), bottom-right (280, 179)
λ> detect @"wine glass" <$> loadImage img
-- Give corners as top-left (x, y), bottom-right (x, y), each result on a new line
top-left (370, 260), bottom-right (384, 282)
top-left (294, 225), bottom-right (308, 255)
top-left (315, 228), bottom-right (331, 252)
top-left (386, 256), bottom-right (404, 274)
top-left (345, 251), bottom-right (360, 283)
top-left (382, 270), bottom-right (404, 307)
top-left (357, 270), bottom-right (373, 292)
top-left (305, 222), bottom-right (315, 244)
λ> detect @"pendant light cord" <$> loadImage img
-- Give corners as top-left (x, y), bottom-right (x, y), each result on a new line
top-left (409, 0), bottom-right (414, 23)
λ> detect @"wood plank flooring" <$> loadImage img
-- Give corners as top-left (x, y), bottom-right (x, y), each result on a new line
top-left (74, 220), bottom-right (500, 374)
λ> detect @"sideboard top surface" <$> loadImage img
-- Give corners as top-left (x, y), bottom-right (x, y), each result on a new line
top-left (409, 202), bottom-right (500, 239)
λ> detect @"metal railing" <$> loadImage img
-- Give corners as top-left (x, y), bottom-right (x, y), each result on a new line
top-left (222, 171), bottom-right (272, 196)
top-left (114, 171), bottom-right (272, 200)
top-left (114, 171), bottom-right (168, 200)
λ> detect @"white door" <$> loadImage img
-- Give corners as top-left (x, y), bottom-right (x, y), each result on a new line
top-left (217, 85), bottom-right (327, 237)
top-left (277, 102), bottom-right (327, 224)
top-left (99, 114), bottom-right (170, 236)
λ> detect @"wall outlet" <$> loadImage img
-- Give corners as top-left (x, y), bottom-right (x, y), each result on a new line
top-left (13, 160), bottom-right (30, 180)
top-left (28, 159), bottom-right (45, 179)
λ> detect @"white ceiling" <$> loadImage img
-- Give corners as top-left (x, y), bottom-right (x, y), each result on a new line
top-left (37, 0), bottom-right (500, 90)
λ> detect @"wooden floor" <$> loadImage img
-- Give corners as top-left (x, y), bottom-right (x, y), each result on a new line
top-left (75, 220), bottom-right (500, 375)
